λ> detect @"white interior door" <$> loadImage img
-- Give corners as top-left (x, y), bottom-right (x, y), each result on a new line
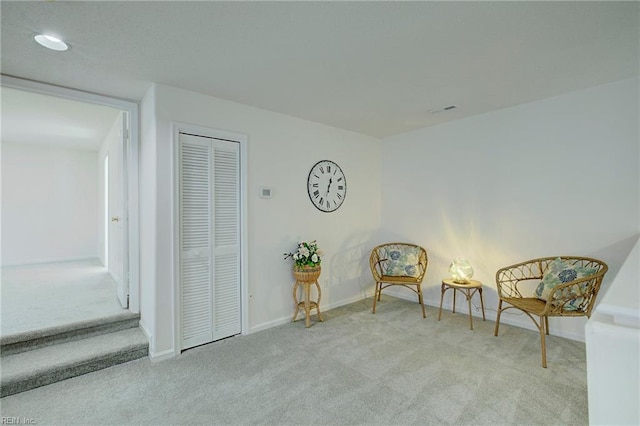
top-left (108, 112), bottom-right (128, 308)
top-left (179, 132), bottom-right (241, 350)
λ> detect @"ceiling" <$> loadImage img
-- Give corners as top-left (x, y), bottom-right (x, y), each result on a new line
top-left (1, 1), bottom-right (638, 139)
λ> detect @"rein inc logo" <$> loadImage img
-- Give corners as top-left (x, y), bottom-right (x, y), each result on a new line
top-left (1, 418), bottom-right (35, 425)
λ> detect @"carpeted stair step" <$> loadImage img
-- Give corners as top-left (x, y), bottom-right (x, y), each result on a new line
top-left (1, 327), bottom-right (148, 397)
top-left (1, 312), bottom-right (141, 356)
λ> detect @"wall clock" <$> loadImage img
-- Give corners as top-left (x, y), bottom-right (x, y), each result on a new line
top-left (307, 160), bottom-right (347, 212)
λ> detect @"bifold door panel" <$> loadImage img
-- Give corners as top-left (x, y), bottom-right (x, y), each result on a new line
top-left (178, 132), bottom-right (241, 350)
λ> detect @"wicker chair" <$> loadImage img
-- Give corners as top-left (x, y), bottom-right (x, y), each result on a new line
top-left (494, 256), bottom-right (608, 367)
top-left (370, 243), bottom-right (428, 318)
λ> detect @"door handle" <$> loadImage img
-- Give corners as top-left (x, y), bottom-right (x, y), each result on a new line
top-left (111, 216), bottom-right (120, 222)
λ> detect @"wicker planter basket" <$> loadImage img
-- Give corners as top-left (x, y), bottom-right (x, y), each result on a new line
top-left (293, 265), bottom-right (321, 282)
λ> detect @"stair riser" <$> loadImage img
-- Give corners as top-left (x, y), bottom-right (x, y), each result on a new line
top-left (1, 318), bottom-right (140, 356)
top-left (1, 346), bottom-right (148, 397)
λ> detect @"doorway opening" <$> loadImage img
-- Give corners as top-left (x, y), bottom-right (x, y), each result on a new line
top-left (0, 77), bottom-right (139, 338)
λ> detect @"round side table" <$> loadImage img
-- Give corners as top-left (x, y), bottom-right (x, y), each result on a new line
top-left (292, 279), bottom-right (323, 328)
top-left (438, 278), bottom-right (486, 330)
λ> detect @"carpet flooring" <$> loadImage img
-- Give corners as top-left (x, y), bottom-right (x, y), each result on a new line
top-left (1, 259), bottom-right (126, 337)
top-left (0, 297), bottom-right (589, 425)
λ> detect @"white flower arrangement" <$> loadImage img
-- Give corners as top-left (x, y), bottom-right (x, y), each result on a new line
top-left (284, 240), bottom-right (323, 268)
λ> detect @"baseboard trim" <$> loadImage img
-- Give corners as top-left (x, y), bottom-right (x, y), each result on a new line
top-left (1, 256), bottom-right (98, 268)
top-left (380, 287), bottom-right (586, 342)
top-left (248, 293), bottom-right (369, 335)
top-left (249, 316), bottom-right (292, 334)
top-left (218, 290), bottom-right (587, 345)
top-left (148, 348), bottom-right (175, 362)
top-left (492, 312), bottom-right (586, 342)
top-left (138, 320), bottom-right (177, 361)
top-left (138, 319), bottom-right (152, 342)
top-left (319, 293), bottom-right (367, 314)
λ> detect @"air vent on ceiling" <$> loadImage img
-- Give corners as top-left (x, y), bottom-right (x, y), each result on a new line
top-left (430, 105), bottom-right (457, 114)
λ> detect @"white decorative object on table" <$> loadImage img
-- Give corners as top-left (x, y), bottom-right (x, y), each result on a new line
top-left (449, 258), bottom-right (474, 283)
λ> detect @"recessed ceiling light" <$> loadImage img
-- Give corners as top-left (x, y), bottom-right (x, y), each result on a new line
top-left (34, 34), bottom-right (69, 51)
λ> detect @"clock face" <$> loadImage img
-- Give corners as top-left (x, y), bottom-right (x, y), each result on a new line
top-left (307, 160), bottom-right (347, 212)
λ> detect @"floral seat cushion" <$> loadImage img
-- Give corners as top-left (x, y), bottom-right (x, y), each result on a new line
top-left (382, 246), bottom-right (421, 278)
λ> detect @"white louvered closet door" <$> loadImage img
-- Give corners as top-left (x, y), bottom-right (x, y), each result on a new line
top-left (179, 132), bottom-right (241, 351)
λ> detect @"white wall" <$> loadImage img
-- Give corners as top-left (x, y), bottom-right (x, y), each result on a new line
top-left (380, 77), bottom-right (639, 341)
top-left (138, 78), bottom-right (637, 357)
top-left (138, 86), bottom-right (158, 350)
top-left (1, 143), bottom-right (99, 266)
top-left (140, 84), bottom-right (381, 358)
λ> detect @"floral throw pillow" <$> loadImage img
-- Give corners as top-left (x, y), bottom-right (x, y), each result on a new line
top-left (383, 246), bottom-right (421, 278)
top-left (534, 257), bottom-right (597, 310)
